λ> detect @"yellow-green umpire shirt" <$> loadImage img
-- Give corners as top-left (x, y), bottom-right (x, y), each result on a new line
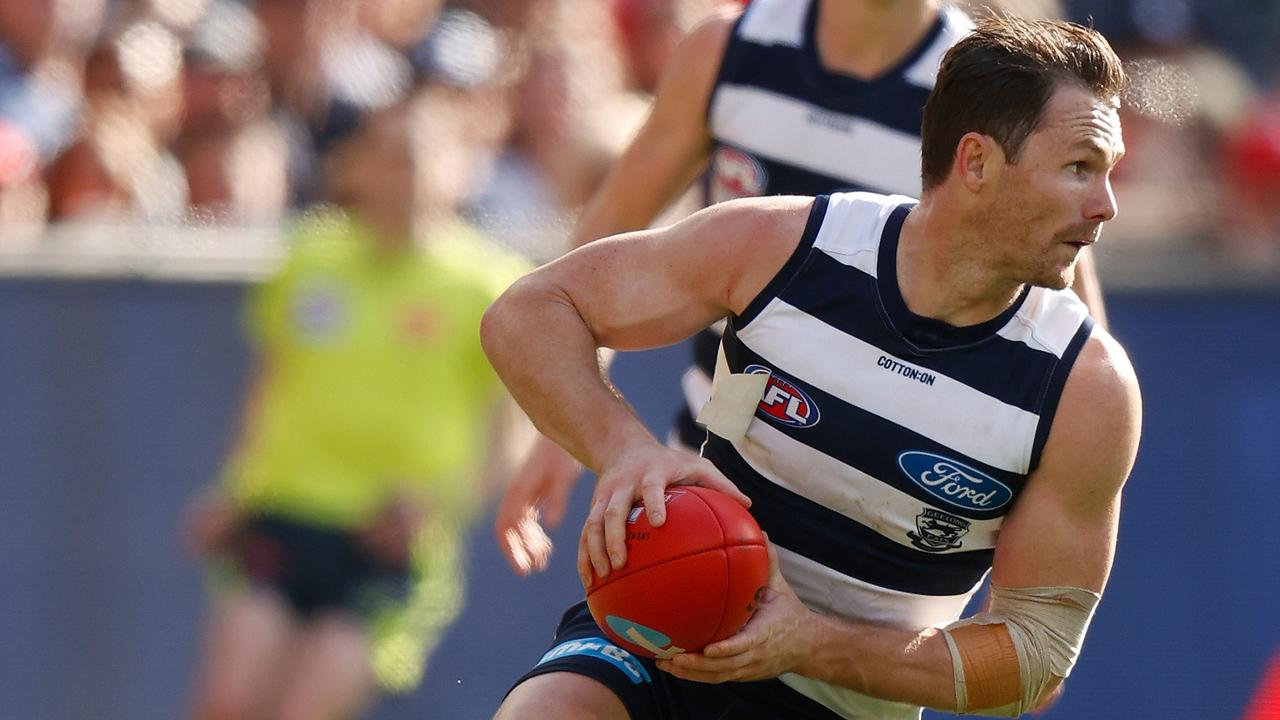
top-left (227, 210), bottom-right (527, 527)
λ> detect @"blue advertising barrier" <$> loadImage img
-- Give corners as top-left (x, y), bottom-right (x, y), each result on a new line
top-left (0, 279), bottom-right (1276, 719)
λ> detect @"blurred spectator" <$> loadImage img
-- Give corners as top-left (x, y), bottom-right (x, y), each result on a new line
top-left (0, 0), bottom-right (1273, 272)
top-left (1221, 92), bottom-right (1280, 265)
top-left (182, 96), bottom-right (533, 719)
top-left (45, 29), bottom-right (188, 222)
top-left (466, 0), bottom-right (642, 260)
top-left (174, 0), bottom-right (287, 222)
top-left (0, 1), bottom-right (83, 163)
top-left (0, 115), bottom-right (46, 231)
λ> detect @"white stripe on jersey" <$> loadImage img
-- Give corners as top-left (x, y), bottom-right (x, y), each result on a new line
top-left (809, 191), bottom-right (1094, 358)
top-left (999, 285), bottom-right (1093, 356)
top-left (737, 0), bottom-right (809, 47)
top-left (738, 297), bottom-right (1041, 474)
top-left (811, 191), bottom-right (914, 271)
top-left (737, 420), bottom-right (1003, 552)
top-left (774, 545), bottom-right (984, 628)
top-left (709, 84), bottom-right (924, 196)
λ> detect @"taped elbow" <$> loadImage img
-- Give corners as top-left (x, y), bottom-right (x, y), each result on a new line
top-left (940, 585), bottom-right (1100, 717)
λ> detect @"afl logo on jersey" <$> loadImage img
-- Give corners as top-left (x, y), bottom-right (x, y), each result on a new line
top-left (745, 364), bottom-right (820, 428)
top-left (898, 451), bottom-right (1013, 511)
top-left (710, 146), bottom-right (768, 203)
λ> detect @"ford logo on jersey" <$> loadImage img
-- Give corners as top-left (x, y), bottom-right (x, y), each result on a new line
top-left (897, 451), bottom-right (1013, 511)
top-left (745, 364), bottom-right (820, 428)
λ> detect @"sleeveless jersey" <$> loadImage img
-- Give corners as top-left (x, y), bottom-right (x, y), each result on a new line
top-left (675, 0), bottom-right (975, 446)
top-left (703, 192), bottom-right (1094, 718)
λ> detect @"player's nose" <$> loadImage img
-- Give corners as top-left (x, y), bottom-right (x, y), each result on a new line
top-left (1086, 175), bottom-right (1118, 223)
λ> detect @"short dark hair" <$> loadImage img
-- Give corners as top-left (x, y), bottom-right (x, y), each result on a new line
top-left (920, 13), bottom-right (1125, 191)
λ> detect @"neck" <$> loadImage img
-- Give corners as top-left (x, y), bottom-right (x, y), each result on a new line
top-left (896, 198), bottom-right (1025, 327)
top-left (355, 206), bottom-right (417, 258)
top-left (815, 0), bottom-right (939, 79)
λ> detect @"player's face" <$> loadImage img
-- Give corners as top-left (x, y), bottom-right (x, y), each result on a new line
top-left (988, 84), bottom-right (1124, 289)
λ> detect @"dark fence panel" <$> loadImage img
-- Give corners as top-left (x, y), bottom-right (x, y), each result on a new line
top-left (0, 280), bottom-right (1275, 719)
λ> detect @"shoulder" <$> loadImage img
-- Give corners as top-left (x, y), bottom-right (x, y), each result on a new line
top-left (1066, 329), bottom-right (1142, 418)
top-left (671, 195), bottom-right (816, 314)
top-left (690, 4), bottom-right (744, 43)
top-left (642, 5), bottom-right (741, 131)
top-left (668, 4), bottom-right (741, 69)
top-left (692, 193), bottom-right (816, 237)
top-left (1036, 327), bottom-right (1142, 503)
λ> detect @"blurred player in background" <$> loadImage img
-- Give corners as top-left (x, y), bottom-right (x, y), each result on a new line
top-left (496, 0), bottom-right (1111, 577)
top-left (181, 95), bottom-right (531, 720)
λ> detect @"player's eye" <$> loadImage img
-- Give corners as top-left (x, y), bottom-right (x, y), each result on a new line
top-left (1067, 161), bottom-right (1088, 175)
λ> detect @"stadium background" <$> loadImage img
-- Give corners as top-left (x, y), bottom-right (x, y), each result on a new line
top-left (1, 0), bottom-right (1278, 718)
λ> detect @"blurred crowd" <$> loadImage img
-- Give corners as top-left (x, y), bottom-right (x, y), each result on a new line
top-left (0, 0), bottom-right (1278, 268)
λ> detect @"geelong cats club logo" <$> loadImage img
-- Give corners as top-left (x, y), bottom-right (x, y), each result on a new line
top-left (909, 508), bottom-right (971, 552)
top-left (745, 364), bottom-right (820, 428)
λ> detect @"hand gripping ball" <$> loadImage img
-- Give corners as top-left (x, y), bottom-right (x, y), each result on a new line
top-left (586, 486), bottom-right (769, 659)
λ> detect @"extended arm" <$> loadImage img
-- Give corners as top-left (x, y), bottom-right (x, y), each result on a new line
top-left (481, 196), bottom-right (814, 582)
top-left (664, 330), bottom-right (1142, 715)
top-left (493, 9), bottom-right (737, 574)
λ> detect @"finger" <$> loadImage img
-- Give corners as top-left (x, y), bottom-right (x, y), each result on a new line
top-left (702, 622), bottom-right (761, 658)
top-left (519, 511), bottom-right (554, 572)
top-left (672, 650), bottom-right (749, 671)
top-left (494, 480), bottom-right (530, 543)
top-left (542, 458), bottom-right (579, 529)
top-left (577, 528), bottom-right (593, 588)
top-left (584, 498), bottom-right (611, 581)
top-left (603, 490), bottom-right (635, 570)
top-left (656, 657), bottom-right (734, 684)
top-left (689, 459), bottom-right (751, 508)
top-left (640, 470), bottom-right (668, 527)
top-left (501, 527), bottom-right (532, 575)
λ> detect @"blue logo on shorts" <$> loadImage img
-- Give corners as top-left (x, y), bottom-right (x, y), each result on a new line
top-left (537, 637), bottom-right (652, 684)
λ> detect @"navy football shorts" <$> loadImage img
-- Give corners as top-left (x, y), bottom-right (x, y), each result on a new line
top-left (510, 601), bottom-right (845, 720)
top-left (226, 514), bottom-right (411, 622)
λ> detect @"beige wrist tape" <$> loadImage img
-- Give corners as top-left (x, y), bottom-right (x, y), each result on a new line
top-left (941, 585), bottom-right (1101, 716)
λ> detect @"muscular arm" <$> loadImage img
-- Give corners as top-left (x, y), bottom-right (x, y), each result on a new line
top-left (483, 197), bottom-right (814, 578)
top-left (481, 196), bottom-right (811, 471)
top-left (570, 8), bottom-right (736, 246)
top-left (492, 9), bottom-right (738, 575)
top-left (667, 329), bottom-right (1142, 713)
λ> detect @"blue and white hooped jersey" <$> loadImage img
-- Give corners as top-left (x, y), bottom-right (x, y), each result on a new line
top-left (704, 0), bottom-right (973, 203)
top-left (676, 0), bottom-right (975, 449)
top-left (705, 192), bottom-right (1094, 719)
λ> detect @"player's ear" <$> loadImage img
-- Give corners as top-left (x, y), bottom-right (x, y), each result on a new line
top-left (954, 132), bottom-right (1003, 193)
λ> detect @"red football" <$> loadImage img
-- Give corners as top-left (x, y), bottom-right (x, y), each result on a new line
top-left (586, 485), bottom-right (769, 659)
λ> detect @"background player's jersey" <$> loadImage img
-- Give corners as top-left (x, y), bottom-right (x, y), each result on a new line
top-left (705, 0), bottom-right (973, 202)
top-left (675, 0), bottom-right (975, 447)
top-left (704, 192), bottom-right (1093, 719)
top-left (226, 210), bottom-right (527, 528)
